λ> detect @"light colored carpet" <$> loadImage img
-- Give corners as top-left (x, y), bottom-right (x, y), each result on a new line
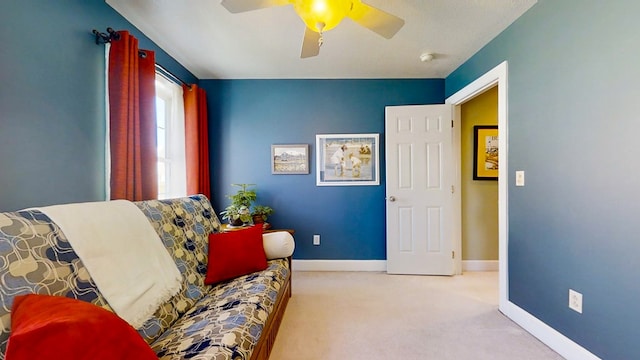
top-left (270, 271), bottom-right (564, 360)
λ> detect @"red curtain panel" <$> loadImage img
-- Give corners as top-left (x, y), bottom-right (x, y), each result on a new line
top-left (108, 31), bottom-right (158, 201)
top-left (183, 84), bottom-right (210, 199)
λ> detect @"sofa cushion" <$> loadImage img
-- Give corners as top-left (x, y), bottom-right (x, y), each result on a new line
top-left (205, 225), bottom-right (268, 285)
top-left (0, 210), bottom-right (112, 358)
top-left (6, 294), bottom-right (156, 360)
top-left (135, 195), bottom-right (221, 343)
top-left (151, 259), bottom-right (289, 359)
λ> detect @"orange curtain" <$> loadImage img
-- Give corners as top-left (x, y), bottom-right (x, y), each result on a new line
top-left (108, 31), bottom-right (157, 201)
top-left (183, 84), bottom-right (210, 199)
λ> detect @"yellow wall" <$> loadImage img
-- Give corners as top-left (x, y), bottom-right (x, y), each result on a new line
top-left (460, 86), bottom-right (498, 260)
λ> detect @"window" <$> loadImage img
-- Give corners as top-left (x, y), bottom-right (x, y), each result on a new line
top-left (155, 74), bottom-right (186, 199)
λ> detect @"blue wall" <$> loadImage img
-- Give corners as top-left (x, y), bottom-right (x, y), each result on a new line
top-left (202, 79), bottom-right (444, 260)
top-left (7, 1), bottom-right (634, 356)
top-left (0, 0), bottom-right (196, 211)
top-left (447, 1), bottom-right (640, 359)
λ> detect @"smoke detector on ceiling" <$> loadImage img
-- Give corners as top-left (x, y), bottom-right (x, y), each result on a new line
top-left (420, 53), bottom-right (434, 62)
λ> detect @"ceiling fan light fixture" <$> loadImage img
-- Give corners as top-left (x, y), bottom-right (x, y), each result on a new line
top-left (292, 0), bottom-right (353, 33)
top-left (221, 0), bottom-right (404, 59)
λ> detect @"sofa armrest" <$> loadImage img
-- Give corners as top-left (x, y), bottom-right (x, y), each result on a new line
top-left (262, 231), bottom-right (295, 260)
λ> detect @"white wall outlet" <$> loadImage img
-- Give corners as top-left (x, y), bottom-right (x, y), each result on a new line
top-left (313, 234), bottom-right (320, 246)
top-left (515, 170), bottom-right (525, 186)
top-left (569, 289), bottom-right (583, 314)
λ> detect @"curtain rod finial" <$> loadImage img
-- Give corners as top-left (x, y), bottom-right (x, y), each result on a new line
top-left (107, 28), bottom-right (121, 41)
top-left (92, 27), bottom-right (120, 45)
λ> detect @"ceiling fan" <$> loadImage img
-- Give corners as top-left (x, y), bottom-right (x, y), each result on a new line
top-left (221, 0), bottom-right (405, 58)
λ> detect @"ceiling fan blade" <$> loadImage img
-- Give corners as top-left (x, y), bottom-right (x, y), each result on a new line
top-left (349, 1), bottom-right (405, 39)
top-left (221, 0), bottom-right (289, 13)
top-left (300, 27), bottom-right (320, 58)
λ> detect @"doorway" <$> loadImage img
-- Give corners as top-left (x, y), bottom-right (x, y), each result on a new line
top-left (460, 86), bottom-right (499, 271)
top-left (446, 61), bottom-right (509, 311)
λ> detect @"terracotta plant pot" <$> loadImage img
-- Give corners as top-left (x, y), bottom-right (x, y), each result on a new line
top-left (252, 214), bottom-right (265, 224)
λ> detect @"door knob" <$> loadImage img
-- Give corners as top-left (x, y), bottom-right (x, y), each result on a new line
top-left (388, 196), bottom-right (396, 202)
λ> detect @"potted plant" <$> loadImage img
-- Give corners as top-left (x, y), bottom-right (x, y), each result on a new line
top-left (220, 204), bottom-right (251, 226)
top-left (221, 183), bottom-right (267, 227)
top-left (227, 183), bottom-right (257, 209)
top-left (251, 205), bottom-right (274, 226)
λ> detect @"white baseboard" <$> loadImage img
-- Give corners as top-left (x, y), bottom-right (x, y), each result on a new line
top-left (292, 260), bottom-right (497, 272)
top-left (501, 301), bottom-right (600, 360)
top-left (292, 260), bottom-right (386, 272)
top-left (462, 260), bottom-right (499, 271)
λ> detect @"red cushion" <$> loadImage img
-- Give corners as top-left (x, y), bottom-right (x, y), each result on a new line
top-left (6, 294), bottom-right (157, 360)
top-left (205, 224), bottom-right (268, 284)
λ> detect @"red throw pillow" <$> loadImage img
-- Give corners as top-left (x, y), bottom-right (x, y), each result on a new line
top-left (205, 224), bottom-right (268, 284)
top-left (6, 294), bottom-right (157, 360)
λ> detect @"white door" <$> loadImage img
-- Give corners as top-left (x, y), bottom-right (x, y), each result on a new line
top-left (385, 104), bottom-right (454, 275)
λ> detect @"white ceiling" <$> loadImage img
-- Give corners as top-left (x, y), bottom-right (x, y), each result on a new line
top-left (106, 0), bottom-right (537, 80)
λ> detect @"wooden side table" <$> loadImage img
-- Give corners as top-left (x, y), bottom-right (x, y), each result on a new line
top-left (220, 223), bottom-right (295, 236)
top-left (264, 228), bottom-right (295, 235)
top-left (219, 223), bottom-right (248, 232)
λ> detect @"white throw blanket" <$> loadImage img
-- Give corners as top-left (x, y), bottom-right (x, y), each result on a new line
top-left (36, 200), bottom-right (182, 328)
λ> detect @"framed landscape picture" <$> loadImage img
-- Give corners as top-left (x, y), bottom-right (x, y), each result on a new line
top-left (271, 144), bottom-right (310, 174)
top-left (316, 133), bottom-right (379, 186)
top-left (473, 125), bottom-right (498, 180)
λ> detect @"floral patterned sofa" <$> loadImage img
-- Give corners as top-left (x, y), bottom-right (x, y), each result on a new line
top-left (0, 195), bottom-right (292, 360)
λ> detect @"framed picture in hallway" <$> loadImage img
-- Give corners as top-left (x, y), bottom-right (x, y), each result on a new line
top-left (473, 125), bottom-right (498, 180)
top-left (316, 133), bottom-right (379, 186)
top-left (271, 144), bottom-right (310, 174)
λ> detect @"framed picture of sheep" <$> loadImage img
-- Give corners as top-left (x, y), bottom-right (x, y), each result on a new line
top-left (316, 133), bottom-right (379, 186)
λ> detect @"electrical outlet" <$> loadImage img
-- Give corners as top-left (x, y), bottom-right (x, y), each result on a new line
top-left (313, 234), bottom-right (320, 246)
top-left (569, 289), bottom-right (583, 314)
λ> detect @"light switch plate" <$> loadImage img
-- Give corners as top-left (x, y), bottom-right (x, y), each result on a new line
top-left (515, 171), bottom-right (525, 186)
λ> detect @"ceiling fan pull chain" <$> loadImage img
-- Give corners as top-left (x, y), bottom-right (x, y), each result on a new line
top-left (316, 22), bottom-right (325, 48)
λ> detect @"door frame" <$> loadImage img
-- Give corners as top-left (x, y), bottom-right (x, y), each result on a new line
top-left (445, 61), bottom-right (508, 311)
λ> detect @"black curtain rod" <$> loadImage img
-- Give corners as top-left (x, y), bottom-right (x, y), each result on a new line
top-left (92, 27), bottom-right (192, 89)
top-left (155, 63), bottom-right (192, 89)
